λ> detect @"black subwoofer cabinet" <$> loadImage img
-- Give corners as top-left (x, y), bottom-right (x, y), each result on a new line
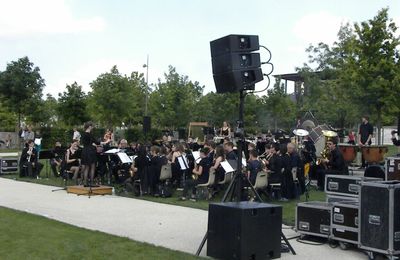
top-left (359, 181), bottom-right (400, 256)
top-left (207, 202), bottom-right (282, 260)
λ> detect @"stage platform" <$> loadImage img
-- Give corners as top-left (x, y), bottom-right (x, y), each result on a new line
top-left (67, 185), bottom-right (113, 196)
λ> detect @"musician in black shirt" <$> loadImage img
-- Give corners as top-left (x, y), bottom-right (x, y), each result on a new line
top-left (50, 141), bottom-right (64, 177)
top-left (358, 116), bottom-right (373, 168)
top-left (317, 138), bottom-right (348, 190)
top-left (224, 141), bottom-right (237, 161)
top-left (19, 139), bottom-right (43, 178)
top-left (181, 147), bottom-right (212, 201)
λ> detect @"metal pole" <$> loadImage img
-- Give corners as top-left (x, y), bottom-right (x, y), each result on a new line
top-left (144, 54), bottom-right (149, 116)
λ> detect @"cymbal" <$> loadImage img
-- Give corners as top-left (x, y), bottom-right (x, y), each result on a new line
top-left (293, 129), bottom-right (309, 137)
top-left (322, 130), bottom-right (338, 137)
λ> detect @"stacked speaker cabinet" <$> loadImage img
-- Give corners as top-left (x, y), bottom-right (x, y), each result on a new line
top-left (330, 201), bottom-right (359, 245)
top-left (210, 35), bottom-right (263, 93)
top-left (207, 202), bottom-right (282, 260)
top-left (359, 181), bottom-right (400, 257)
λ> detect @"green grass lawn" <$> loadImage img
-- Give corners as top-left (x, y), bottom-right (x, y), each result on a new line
top-left (0, 206), bottom-right (203, 260)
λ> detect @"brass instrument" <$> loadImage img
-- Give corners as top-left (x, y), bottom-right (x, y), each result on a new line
top-left (316, 130), bottom-right (338, 167)
top-left (27, 147), bottom-right (33, 162)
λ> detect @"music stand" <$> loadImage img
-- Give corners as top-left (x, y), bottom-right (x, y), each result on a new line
top-left (39, 150), bottom-right (53, 179)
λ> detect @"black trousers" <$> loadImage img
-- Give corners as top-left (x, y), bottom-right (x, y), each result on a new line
top-left (182, 179), bottom-right (205, 198)
top-left (21, 162), bottom-right (43, 178)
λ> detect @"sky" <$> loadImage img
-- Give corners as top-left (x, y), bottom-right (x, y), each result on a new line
top-left (0, 0), bottom-right (399, 97)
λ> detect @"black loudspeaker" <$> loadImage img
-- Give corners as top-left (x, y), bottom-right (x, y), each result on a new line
top-left (359, 181), bottom-right (400, 256)
top-left (207, 202), bottom-right (282, 260)
top-left (213, 68), bottom-right (263, 93)
top-left (212, 52), bottom-right (261, 74)
top-left (143, 116), bottom-right (151, 133)
top-left (210, 34), bottom-right (263, 93)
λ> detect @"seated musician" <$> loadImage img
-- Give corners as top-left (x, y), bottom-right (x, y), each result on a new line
top-left (220, 121), bottom-right (231, 137)
top-left (224, 141), bottom-right (237, 161)
top-left (65, 139), bottom-right (81, 184)
top-left (204, 140), bottom-right (216, 161)
top-left (317, 138), bottom-right (348, 190)
top-left (246, 150), bottom-right (262, 186)
top-left (181, 147), bottom-right (212, 201)
top-left (263, 143), bottom-right (282, 185)
top-left (148, 146), bottom-right (166, 196)
top-left (19, 139), bottom-right (43, 178)
top-left (109, 139), bottom-right (131, 184)
top-left (50, 141), bottom-right (64, 177)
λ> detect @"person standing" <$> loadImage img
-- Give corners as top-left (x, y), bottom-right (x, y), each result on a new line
top-left (358, 116), bottom-right (373, 169)
top-left (80, 122), bottom-right (101, 186)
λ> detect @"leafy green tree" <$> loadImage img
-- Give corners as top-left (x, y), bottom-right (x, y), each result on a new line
top-left (259, 80), bottom-right (297, 131)
top-left (149, 66), bottom-right (203, 129)
top-left (28, 94), bottom-right (58, 127)
top-left (299, 8), bottom-right (400, 142)
top-left (57, 82), bottom-right (89, 127)
top-left (0, 56), bottom-right (45, 127)
top-left (87, 66), bottom-right (144, 127)
top-left (0, 102), bottom-right (17, 131)
top-left (352, 8), bottom-right (400, 143)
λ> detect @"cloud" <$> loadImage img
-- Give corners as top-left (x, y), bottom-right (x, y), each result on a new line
top-left (292, 11), bottom-right (351, 45)
top-left (0, 0), bottom-right (105, 37)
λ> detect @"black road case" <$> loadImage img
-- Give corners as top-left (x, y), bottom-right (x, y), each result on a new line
top-left (359, 181), bottom-right (400, 256)
top-left (331, 201), bottom-right (359, 229)
top-left (0, 158), bottom-right (18, 174)
top-left (385, 157), bottom-right (400, 181)
top-left (330, 201), bottom-right (359, 244)
top-left (325, 175), bottom-right (380, 197)
top-left (296, 201), bottom-right (332, 238)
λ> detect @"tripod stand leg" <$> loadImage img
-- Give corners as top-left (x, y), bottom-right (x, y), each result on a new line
top-left (281, 232), bottom-right (296, 255)
top-left (196, 232), bottom-right (208, 256)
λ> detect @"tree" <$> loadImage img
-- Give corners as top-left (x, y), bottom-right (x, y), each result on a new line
top-left (87, 66), bottom-right (144, 127)
top-left (0, 56), bottom-right (45, 127)
top-left (149, 66), bottom-right (203, 129)
top-left (299, 8), bottom-right (400, 141)
top-left (352, 8), bottom-right (400, 143)
top-left (259, 79), bottom-right (297, 131)
top-left (57, 82), bottom-right (89, 127)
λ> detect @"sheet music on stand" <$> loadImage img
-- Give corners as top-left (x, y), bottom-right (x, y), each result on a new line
top-left (105, 148), bottom-right (120, 154)
top-left (192, 151), bottom-right (201, 164)
top-left (178, 156), bottom-right (189, 170)
top-left (220, 161), bottom-right (235, 173)
top-left (117, 152), bottom-right (132, 164)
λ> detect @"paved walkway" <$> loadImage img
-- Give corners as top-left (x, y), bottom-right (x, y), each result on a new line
top-left (0, 177), bottom-right (367, 259)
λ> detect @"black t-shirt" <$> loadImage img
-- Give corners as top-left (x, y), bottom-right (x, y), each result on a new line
top-left (226, 150), bottom-right (238, 161)
top-left (329, 147), bottom-right (347, 172)
top-left (359, 122), bottom-right (373, 144)
top-left (198, 157), bottom-right (212, 183)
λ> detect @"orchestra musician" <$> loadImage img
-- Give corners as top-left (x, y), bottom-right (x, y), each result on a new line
top-left (65, 139), bottom-right (81, 184)
top-left (133, 145), bottom-right (151, 195)
top-left (316, 137), bottom-right (348, 190)
top-left (50, 141), bottom-right (64, 177)
top-left (220, 121), bottom-right (231, 137)
top-left (181, 147), bottom-right (212, 201)
top-left (148, 146), bottom-right (166, 196)
top-left (264, 143), bottom-right (282, 189)
top-left (224, 141), bottom-right (237, 161)
top-left (19, 139), bottom-right (43, 178)
top-left (210, 145), bottom-right (226, 196)
top-left (246, 150), bottom-right (262, 186)
top-left (80, 122), bottom-right (108, 186)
